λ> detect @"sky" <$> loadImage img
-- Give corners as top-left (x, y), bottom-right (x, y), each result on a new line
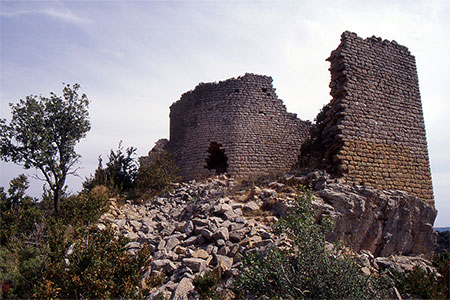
top-left (1, 0), bottom-right (449, 226)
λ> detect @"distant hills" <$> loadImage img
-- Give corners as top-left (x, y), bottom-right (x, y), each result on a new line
top-left (435, 227), bottom-right (450, 232)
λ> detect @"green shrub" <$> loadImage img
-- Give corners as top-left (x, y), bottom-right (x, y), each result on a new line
top-left (193, 270), bottom-right (225, 300)
top-left (0, 175), bottom-right (43, 246)
top-left (234, 187), bottom-right (391, 299)
top-left (1, 168), bottom-right (154, 299)
top-left (35, 226), bottom-right (151, 299)
top-left (391, 252), bottom-right (449, 299)
top-left (83, 142), bottom-right (138, 197)
top-left (433, 251), bottom-right (449, 299)
top-left (136, 151), bottom-right (181, 199)
top-left (0, 176), bottom-right (46, 298)
top-left (393, 266), bottom-right (442, 299)
top-left (436, 231), bottom-right (450, 253)
top-left (58, 187), bottom-right (110, 228)
top-left (0, 244), bottom-right (44, 299)
top-left (147, 272), bottom-right (166, 289)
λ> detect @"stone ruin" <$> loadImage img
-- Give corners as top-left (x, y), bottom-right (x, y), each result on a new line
top-left (164, 73), bottom-right (311, 181)
top-left (142, 31), bottom-right (434, 205)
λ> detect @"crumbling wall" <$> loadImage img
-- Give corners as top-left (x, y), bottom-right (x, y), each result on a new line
top-left (302, 31), bottom-right (434, 204)
top-left (166, 73), bottom-right (311, 180)
top-left (139, 138), bottom-right (169, 167)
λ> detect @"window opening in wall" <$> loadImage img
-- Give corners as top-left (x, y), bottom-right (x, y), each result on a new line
top-left (205, 142), bottom-right (228, 174)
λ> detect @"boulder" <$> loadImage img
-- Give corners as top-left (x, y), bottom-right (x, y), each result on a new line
top-left (170, 278), bottom-right (194, 300)
top-left (213, 227), bottom-right (229, 241)
top-left (182, 258), bottom-right (207, 273)
top-left (316, 183), bottom-right (437, 258)
top-left (244, 201), bottom-right (260, 212)
top-left (215, 254), bottom-right (233, 271)
top-left (191, 249), bottom-right (210, 259)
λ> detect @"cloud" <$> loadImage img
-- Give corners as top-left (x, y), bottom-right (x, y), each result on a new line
top-left (1, 6), bottom-right (91, 25)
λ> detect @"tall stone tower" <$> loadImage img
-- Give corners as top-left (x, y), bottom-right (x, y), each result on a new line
top-left (321, 31), bottom-right (434, 203)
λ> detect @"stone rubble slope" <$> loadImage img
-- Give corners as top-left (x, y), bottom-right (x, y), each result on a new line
top-left (99, 176), bottom-right (283, 299)
top-left (98, 172), bottom-right (437, 299)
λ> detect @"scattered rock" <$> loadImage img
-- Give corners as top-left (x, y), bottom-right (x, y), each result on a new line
top-left (215, 254), bottom-right (233, 271)
top-left (170, 277), bottom-right (194, 300)
top-left (244, 201), bottom-right (260, 212)
top-left (191, 249), bottom-right (210, 259)
top-left (213, 227), bottom-right (229, 241)
top-left (97, 172), bottom-right (436, 299)
top-left (182, 258), bottom-right (207, 273)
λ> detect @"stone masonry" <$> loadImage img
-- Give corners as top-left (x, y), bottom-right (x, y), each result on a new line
top-left (143, 31), bottom-right (434, 205)
top-left (165, 73), bottom-right (311, 181)
top-left (308, 31), bottom-right (434, 204)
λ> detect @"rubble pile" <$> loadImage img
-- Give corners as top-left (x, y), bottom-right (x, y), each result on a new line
top-left (98, 172), bottom-right (437, 299)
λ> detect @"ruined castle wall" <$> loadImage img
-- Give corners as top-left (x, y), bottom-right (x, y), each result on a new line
top-left (323, 31), bottom-right (434, 203)
top-left (167, 73), bottom-right (310, 181)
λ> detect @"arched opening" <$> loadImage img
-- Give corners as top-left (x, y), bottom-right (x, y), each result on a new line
top-left (205, 142), bottom-right (228, 174)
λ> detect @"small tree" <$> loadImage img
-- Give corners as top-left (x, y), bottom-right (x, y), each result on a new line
top-left (136, 150), bottom-right (180, 199)
top-left (0, 84), bottom-right (91, 213)
top-left (83, 142), bottom-right (138, 196)
top-left (4, 174), bottom-right (30, 210)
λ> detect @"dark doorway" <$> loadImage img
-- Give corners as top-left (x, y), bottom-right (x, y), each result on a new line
top-left (205, 142), bottom-right (228, 174)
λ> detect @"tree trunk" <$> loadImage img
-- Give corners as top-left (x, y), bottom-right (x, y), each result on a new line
top-left (54, 188), bottom-right (61, 214)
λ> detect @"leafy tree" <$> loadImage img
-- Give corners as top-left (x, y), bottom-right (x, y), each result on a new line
top-left (0, 84), bottom-right (91, 213)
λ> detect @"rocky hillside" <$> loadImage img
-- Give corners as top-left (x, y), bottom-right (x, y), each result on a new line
top-left (98, 172), bottom-right (437, 299)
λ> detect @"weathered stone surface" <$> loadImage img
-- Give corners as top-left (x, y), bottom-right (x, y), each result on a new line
top-left (165, 237), bottom-right (180, 251)
top-left (152, 259), bottom-right (177, 274)
top-left (213, 227), bottom-right (229, 241)
top-left (115, 218), bottom-right (126, 227)
top-left (223, 210), bottom-right (238, 221)
top-left (182, 258), bottom-right (207, 273)
top-left (260, 189), bottom-right (276, 199)
top-left (314, 182), bottom-right (437, 258)
top-left (244, 201), bottom-right (260, 212)
top-left (191, 249), bottom-right (209, 259)
top-left (170, 277), bottom-right (194, 300)
top-left (125, 231), bottom-right (139, 240)
top-left (229, 230), bottom-right (245, 243)
top-left (200, 228), bottom-right (213, 240)
top-left (97, 223), bottom-right (106, 230)
top-left (182, 236), bottom-right (198, 247)
top-left (126, 242), bottom-right (141, 249)
top-left (130, 220), bottom-right (142, 231)
top-left (181, 220), bottom-right (194, 235)
top-left (220, 203), bottom-right (233, 213)
top-left (215, 254), bottom-right (233, 271)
